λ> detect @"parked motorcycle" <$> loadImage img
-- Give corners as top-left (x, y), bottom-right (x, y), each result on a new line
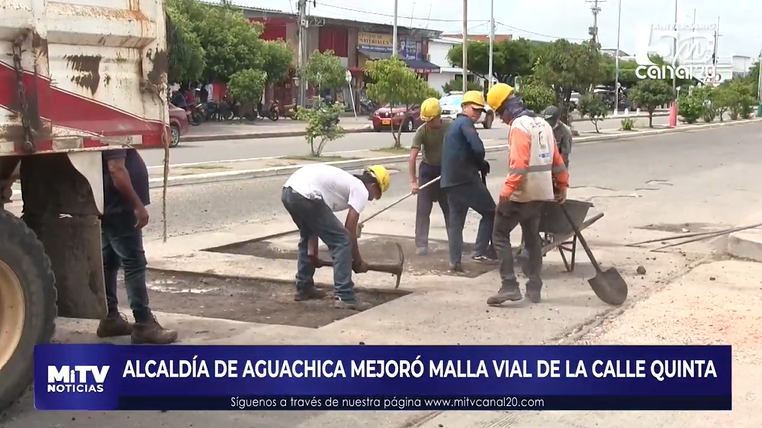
top-left (256, 101), bottom-right (280, 121)
top-left (189, 102), bottom-right (205, 126)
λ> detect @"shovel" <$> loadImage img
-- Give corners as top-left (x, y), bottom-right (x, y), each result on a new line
top-left (559, 203), bottom-right (628, 306)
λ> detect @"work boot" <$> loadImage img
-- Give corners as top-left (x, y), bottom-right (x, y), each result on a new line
top-left (525, 288), bottom-right (542, 304)
top-left (96, 313), bottom-right (134, 338)
top-left (294, 286), bottom-right (327, 301)
top-left (334, 296), bottom-right (372, 311)
top-left (486, 283), bottom-right (523, 305)
top-left (131, 316), bottom-right (178, 345)
top-left (415, 247), bottom-right (428, 256)
top-left (449, 262), bottom-right (464, 273)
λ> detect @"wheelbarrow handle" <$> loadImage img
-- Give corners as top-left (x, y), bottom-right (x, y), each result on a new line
top-left (558, 203), bottom-right (604, 273)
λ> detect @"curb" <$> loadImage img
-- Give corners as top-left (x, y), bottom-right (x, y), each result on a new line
top-left (149, 118), bottom-right (761, 189)
top-left (183, 125), bottom-right (371, 142)
top-left (180, 112), bottom-right (669, 143)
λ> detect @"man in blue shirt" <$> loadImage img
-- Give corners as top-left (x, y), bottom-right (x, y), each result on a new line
top-left (440, 91), bottom-right (497, 272)
top-left (96, 148), bottom-right (177, 344)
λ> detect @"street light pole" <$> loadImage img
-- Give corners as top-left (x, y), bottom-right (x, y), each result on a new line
top-left (392, 0), bottom-right (398, 58)
top-left (613, 0), bottom-right (621, 115)
top-left (488, 0), bottom-right (494, 89)
top-left (461, 0), bottom-right (468, 92)
top-left (672, 0), bottom-right (678, 92)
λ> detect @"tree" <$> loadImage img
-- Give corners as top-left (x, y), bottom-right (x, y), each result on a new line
top-left (166, 5), bottom-right (205, 83)
top-left (227, 69), bottom-right (267, 118)
top-left (599, 56), bottom-right (640, 88)
top-left (533, 39), bottom-right (603, 123)
top-left (446, 38), bottom-right (538, 84)
top-left (691, 86), bottom-right (716, 122)
top-left (747, 61), bottom-right (759, 96)
top-left (712, 85), bottom-right (731, 121)
top-left (677, 93), bottom-right (703, 124)
top-left (442, 78), bottom-right (481, 93)
top-left (364, 58), bottom-right (429, 148)
top-left (628, 79), bottom-right (674, 127)
top-left (577, 93), bottom-right (608, 133)
top-left (724, 79), bottom-right (757, 120)
top-left (262, 40), bottom-right (294, 84)
top-left (295, 97), bottom-right (346, 156)
top-left (298, 50), bottom-right (346, 94)
top-left (168, 0), bottom-right (266, 83)
top-left (516, 83), bottom-right (555, 114)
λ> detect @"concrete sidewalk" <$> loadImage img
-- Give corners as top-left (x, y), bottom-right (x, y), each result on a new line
top-left (727, 211), bottom-right (762, 262)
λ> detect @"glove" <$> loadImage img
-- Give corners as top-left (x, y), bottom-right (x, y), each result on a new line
top-left (480, 160), bottom-right (491, 175)
top-left (353, 260), bottom-right (369, 274)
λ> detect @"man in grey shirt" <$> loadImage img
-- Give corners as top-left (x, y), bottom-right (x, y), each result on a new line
top-left (542, 106), bottom-right (572, 167)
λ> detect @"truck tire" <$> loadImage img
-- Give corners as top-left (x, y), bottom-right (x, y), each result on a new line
top-left (0, 210), bottom-right (57, 412)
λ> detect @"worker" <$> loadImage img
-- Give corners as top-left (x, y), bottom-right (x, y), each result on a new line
top-left (440, 90), bottom-right (497, 272)
top-left (97, 149), bottom-right (178, 344)
top-left (485, 84), bottom-right (569, 304)
top-left (409, 97), bottom-right (451, 255)
top-left (542, 105), bottom-right (573, 167)
top-left (281, 164), bottom-right (390, 311)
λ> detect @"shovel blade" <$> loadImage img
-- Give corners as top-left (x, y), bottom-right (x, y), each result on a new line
top-left (588, 267), bottom-right (628, 306)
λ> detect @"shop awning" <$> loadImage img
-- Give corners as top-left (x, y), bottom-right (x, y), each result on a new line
top-left (404, 59), bottom-right (440, 73)
top-left (357, 48), bottom-right (392, 60)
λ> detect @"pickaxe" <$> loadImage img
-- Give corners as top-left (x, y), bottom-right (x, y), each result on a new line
top-left (315, 242), bottom-right (406, 289)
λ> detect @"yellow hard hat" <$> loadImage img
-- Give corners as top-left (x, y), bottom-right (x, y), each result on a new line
top-left (486, 83), bottom-right (515, 111)
top-left (420, 98), bottom-right (441, 122)
top-left (366, 165), bottom-right (390, 194)
top-left (461, 90), bottom-right (486, 108)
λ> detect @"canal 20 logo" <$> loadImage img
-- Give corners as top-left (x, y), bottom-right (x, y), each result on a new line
top-left (46, 365), bottom-right (110, 393)
top-left (634, 23), bottom-right (717, 82)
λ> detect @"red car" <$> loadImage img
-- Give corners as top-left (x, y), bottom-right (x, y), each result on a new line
top-left (371, 104), bottom-right (423, 133)
top-left (168, 103), bottom-right (190, 147)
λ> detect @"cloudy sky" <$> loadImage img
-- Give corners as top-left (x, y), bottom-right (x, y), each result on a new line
top-left (232, 0), bottom-right (760, 59)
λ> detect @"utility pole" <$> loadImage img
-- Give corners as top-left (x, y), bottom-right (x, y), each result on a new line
top-left (671, 0), bottom-right (678, 92)
top-left (392, 0), bottom-right (399, 58)
top-left (296, 0), bottom-right (308, 107)
top-left (461, 0), bottom-right (468, 92)
top-left (613, 0), bottom-right (622, 114)
top-left (487, 0), bottom-right (494, 90)
top-left (586, 0), bottom-right (604, 44)
top-left (713, 17), bottom-right (720, 74)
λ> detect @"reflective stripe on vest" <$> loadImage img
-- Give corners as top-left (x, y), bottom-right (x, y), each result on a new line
top-left (509, 116), bottom-right (555, 202)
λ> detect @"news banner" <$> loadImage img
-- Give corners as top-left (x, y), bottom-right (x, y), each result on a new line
top-left (34, 345), bottom-right (732, 411)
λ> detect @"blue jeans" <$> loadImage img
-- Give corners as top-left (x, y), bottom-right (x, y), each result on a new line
top-left (444, 182), bottom-right (496, 265)
top-left (281, 187), bottom-right (355, 300)
top-left (101, 211), bottom-right (152, 323)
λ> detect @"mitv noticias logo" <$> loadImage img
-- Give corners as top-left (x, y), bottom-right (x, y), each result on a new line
top-left (46, 365), bottom-right (110, 393)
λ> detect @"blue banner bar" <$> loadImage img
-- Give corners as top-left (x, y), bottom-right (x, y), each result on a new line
top-left (34, 344), bottom-right (732, 411)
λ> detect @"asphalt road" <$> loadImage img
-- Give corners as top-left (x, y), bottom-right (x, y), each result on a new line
top-left (140, 115), bottom-right (671, 167)
top-left (140, 120), bottom-right (759, 242)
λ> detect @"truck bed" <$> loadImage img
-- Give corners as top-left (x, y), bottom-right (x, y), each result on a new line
top-left (0, 0), bottom-right (168, 155)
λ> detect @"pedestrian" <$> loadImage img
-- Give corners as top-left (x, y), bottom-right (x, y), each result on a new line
top-left (97, 149), bottom-right (178, 344)
top-left (440, 90), bottom-right (497, 272)
top-left (408, 97), bottom-right (451, 255)
top-left (542, 106), bottom-right (573, 167)
top-left (485, 84), bottom-right (569, 304)
top-left (281, 164), bottom-right (390, 311)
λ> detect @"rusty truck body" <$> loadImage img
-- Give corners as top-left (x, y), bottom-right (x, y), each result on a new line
top-left (0, 0), bottom-right (168, 410)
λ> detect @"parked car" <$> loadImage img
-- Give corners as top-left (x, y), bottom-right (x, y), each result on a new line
top-left (371, 104), bottom-right (423, 132)
top-left (439, 91), bottom-right (495, 129)
top-left (168, 103), bottom-right (190, 147)
top-left (569, 92), bottom-right (582, 108)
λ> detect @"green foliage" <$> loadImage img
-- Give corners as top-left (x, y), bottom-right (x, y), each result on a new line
top-left (748, 61), bottom-right (759, 97)
top-left (262, 40), bottom-right (294, 84)
top-left (442, 79), bottom-right (482, 93)
top-left (722, 80), bottom-right (757, 120)
top-left (364, 58), bottom-right (429, 148)
top-left (599, 56), bottom-right (640, 88)
top-left (166, 6), bottom-right (205, 83)
top-left (425, 87), bottom-right (442, 99)
top-left (446, 38), bottom-right (539, 84)
top-left (516, 83), bottom-right (555, 114)
top-left (629, 79), bottom-right (674, 127)
top-left (298, 50), bottom-right (346, 92)
top-left (533, 39), bottom-right (603, 123)
top-left (576, 93), bottom-right (608, 133)
top-left (294, 98), bottom-right (346, 156)
top-left (227, 69), bottom-right (267, 118)
top-left (677, 94), bottom-right (703, 124)
top-left (620, 117), bottom-right (635, 131)
top-left (690, 86), bottom-right (716, 123)
top-left (166, 0), bottom-right (268, 83)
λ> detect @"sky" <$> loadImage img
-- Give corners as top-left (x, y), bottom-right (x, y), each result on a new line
top-left (231, 0), bottom-right (761, 59)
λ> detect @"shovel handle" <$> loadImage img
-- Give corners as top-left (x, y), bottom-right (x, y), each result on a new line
top-left (360, 176), bottom-right (441, 226)
top-left (558, 203), bottom-right (604, 273)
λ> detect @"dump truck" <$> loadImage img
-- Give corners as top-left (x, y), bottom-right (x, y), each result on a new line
top-left (0, 0), bottom-right (168, 410)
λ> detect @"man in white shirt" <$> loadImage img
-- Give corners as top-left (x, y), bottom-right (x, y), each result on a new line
top-left (281, 164), bottom-right (391, 311)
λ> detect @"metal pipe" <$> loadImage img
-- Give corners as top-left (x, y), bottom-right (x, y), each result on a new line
top-left (392, 0), bottom-right (399, 58)
top-left (462, 0), bottom-right (468, 92)
top-left (613, 0), bottom-right (622, 113)
top-left (627, 223), bottom-right (762, 246)
top-left (488, 0), bottom-right (494, 89)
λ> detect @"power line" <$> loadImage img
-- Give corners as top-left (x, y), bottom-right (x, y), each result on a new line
top-left (314, 1), bottom-right (480, 23)
top-left (495, 22), bottom-right (587, 41)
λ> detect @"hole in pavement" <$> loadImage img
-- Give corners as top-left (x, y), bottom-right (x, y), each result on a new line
top-left (119, 270), bottom-right (409, 328)
top-left (206, 234), bottom-right (498, 279)
top-left (636, 222), bottom-right (720, 234)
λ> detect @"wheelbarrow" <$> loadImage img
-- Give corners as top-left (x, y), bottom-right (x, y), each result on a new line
top-left (515, 199), bottom-right (604, 273)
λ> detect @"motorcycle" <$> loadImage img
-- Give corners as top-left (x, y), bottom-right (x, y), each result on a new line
top-left (256, 101), bottom-right (280, 121)
top-left (189, 102), bottom-right (205, 126)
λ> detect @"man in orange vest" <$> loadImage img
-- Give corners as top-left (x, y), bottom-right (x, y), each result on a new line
top-left (485, 84), bottom-right (569, 305)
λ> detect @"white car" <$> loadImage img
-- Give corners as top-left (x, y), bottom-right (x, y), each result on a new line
top-left (439, 92), bottom-right (496, 129)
